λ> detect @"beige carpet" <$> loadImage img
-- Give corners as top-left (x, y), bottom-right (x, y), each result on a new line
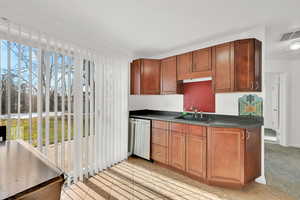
top-left (265, 142), bottom-right (300, 200)
top-left (62, 157), bottom-right (294, 200)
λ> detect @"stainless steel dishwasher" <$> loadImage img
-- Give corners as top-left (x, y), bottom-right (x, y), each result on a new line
top-left (128, 118), bottom-right (151, 160)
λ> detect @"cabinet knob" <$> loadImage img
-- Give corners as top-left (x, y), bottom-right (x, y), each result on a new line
top-left (251, 81), bottom-right (254, 90)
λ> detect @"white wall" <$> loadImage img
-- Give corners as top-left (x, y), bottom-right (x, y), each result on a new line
top-left (216, 92), bottom-right (263, 115)
top-left (129, 95), bottom-right (183, 112)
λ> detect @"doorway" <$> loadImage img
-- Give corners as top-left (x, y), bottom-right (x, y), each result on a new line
top-left (264, 72), bottom-right (287, 146)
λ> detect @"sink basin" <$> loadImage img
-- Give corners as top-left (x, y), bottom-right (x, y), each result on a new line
top-left (175, 114), bottom-right (210, 122)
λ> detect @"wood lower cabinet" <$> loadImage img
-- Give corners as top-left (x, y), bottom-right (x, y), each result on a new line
top-left (186, 134), bottom-right (206, 179)
top-left (152, 144), bottom-right (168, 164)
top-left (151, 120), bottom-right (169, 164)
top-left (207, 127), bottom-right (261, 188)
top-left (169, 128), bottom-right (186, 171)
top-left (150, 121), bottom-right (261, 188)
top-left (161, 56), bottom-right (183, 94)
top-left (207, 127), bottom-right (245, 186)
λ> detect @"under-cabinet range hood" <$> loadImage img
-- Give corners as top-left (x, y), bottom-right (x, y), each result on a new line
top-left (183, 77), bottom-right (212, 83)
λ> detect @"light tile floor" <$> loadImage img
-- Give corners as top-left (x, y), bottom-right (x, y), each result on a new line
top-left (61, 157), bottom-right (295, 200)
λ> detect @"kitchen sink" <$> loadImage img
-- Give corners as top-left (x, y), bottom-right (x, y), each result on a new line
top-left (175, 113), bottom-right (210, 122)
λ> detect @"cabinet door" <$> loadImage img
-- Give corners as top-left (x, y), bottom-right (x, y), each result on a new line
top-left (161, 56), bottom-right (183, 94)
top-left (177, 52), bottom-right (192, 80)
top-left (152, 144), bottom-right (168, 164)
top-left (207, 127), bottom-right (245, 186)
top-left (192, 48), bottom-right (212, 72)
top-left (152, 128), bottom-right (168, 147)
top-left (234, 39), bottom-right (255, 91)
top-left (141, 59), bottom-right (161, 94)
top-left (130, 60), bottom-right (141, 95)
top-left (212, 42), bottom-right (235, 93)
top-left (186, 135), bottom-right (206, 178)
top-left (169, 131), bottom-right (186, 171)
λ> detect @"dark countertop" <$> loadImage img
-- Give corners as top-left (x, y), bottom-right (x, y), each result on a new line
top-left (0, 140), bottom-right (64, 199)
top-left (130, 110), bottom-right (263, 129)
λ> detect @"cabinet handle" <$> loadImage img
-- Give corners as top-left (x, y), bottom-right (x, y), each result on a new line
top-left (246, 132), bottom-right (250, 140)
top-left (255, 81), bottom-right (259, 90)
top-left (251, 81), bottom-right (254, 90)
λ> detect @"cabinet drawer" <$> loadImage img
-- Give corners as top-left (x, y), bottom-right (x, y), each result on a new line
top-left (151, 144), bottom-right (168, 164)
top-left (152, 128), bottom-right (168, 147)
top-left (188, 125), bottom-right (206, 137)
top-left (170, 123), bottom-right (186, 132)
top-left (152, 120), bottom-right (169, 129)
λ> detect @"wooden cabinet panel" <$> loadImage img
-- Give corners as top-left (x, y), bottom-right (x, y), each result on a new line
top-left (212, 42), bottom-right (235, 93)
top-left (152, 120), bottom-right (169, 129)
top-left (141, 59), bottom-right (161, 94)
top-left (188, 125), bottom-right (206, 137)
top-left (130, 60), bottom-right (141, 95)
top-left (234, 39), bottom-right (255, 91)
top-left (192, 48), bottom-right (212, 72)
top-left (152, 128), bottom-right (168, 147)
top-left (254, 40), bottom-right (262, 92)
top-left (245, 128), bottom-right (261, 183)
top-left (170, 123), bottom-right (186, 133)
top-left (169, 131), bottom-right (186, 171)
top-left (207, 127), bottom-right (245, 186)
top-left (234, 39), bottom-right (262, 92)
top-left (152, 144), bottom-right (168, 164)
top-left (186, 135), bottom-right (206, 178)
top-left (177, 52), bottom-right (192, 80)
top-left (161, 56), bottom-right (183, 94)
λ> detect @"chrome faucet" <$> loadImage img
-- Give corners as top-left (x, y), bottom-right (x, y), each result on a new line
top-left (190, 106), bottom-right (198, 118)
top-left (199, 110), bottom-right (204, 119)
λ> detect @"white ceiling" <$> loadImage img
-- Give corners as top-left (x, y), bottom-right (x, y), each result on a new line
top-left (0, 0), bottom-right (300, 59)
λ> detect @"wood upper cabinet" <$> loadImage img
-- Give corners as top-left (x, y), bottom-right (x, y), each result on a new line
top-left (192, 48), bottom-right (212, 73)
top-left (254, 40), bottom-right (262, 91)
top-left (207, 127), bottom-right (245, 187)
top-left (177, 49), bottom-right (212, 80)
top-left (177, 52), bottom-right (192, 80)
top-left (130, 60), bottom-right (141, 95)
top-left (141, 59), bottom-right (161, 94)
top-left (212, 38), bottom-right (262, 93)
top-left (161, 56), bottom-right (183, 94)
top-left (234, 39), bottom-right (262, 92)
top-left (186, 126), bottom-right (206, 179)
top-left (212, 42), bottom-right (235, 93)
top-left (169, 123), bottom-right (186, 171)
top-left (130, 59), bottom-right (160, 95)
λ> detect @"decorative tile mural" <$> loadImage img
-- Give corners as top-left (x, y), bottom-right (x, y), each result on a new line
top-left (238, 94), bottom-right (263, 116)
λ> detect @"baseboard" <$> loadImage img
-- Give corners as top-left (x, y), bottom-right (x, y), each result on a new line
top-left (255, 176), bottom-right (266, 184)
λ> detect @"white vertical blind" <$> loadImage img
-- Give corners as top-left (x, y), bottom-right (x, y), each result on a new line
top-left (28, 46), bottom-right (33, 144)
top-left (0, 20), bottom-right (130, 186)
